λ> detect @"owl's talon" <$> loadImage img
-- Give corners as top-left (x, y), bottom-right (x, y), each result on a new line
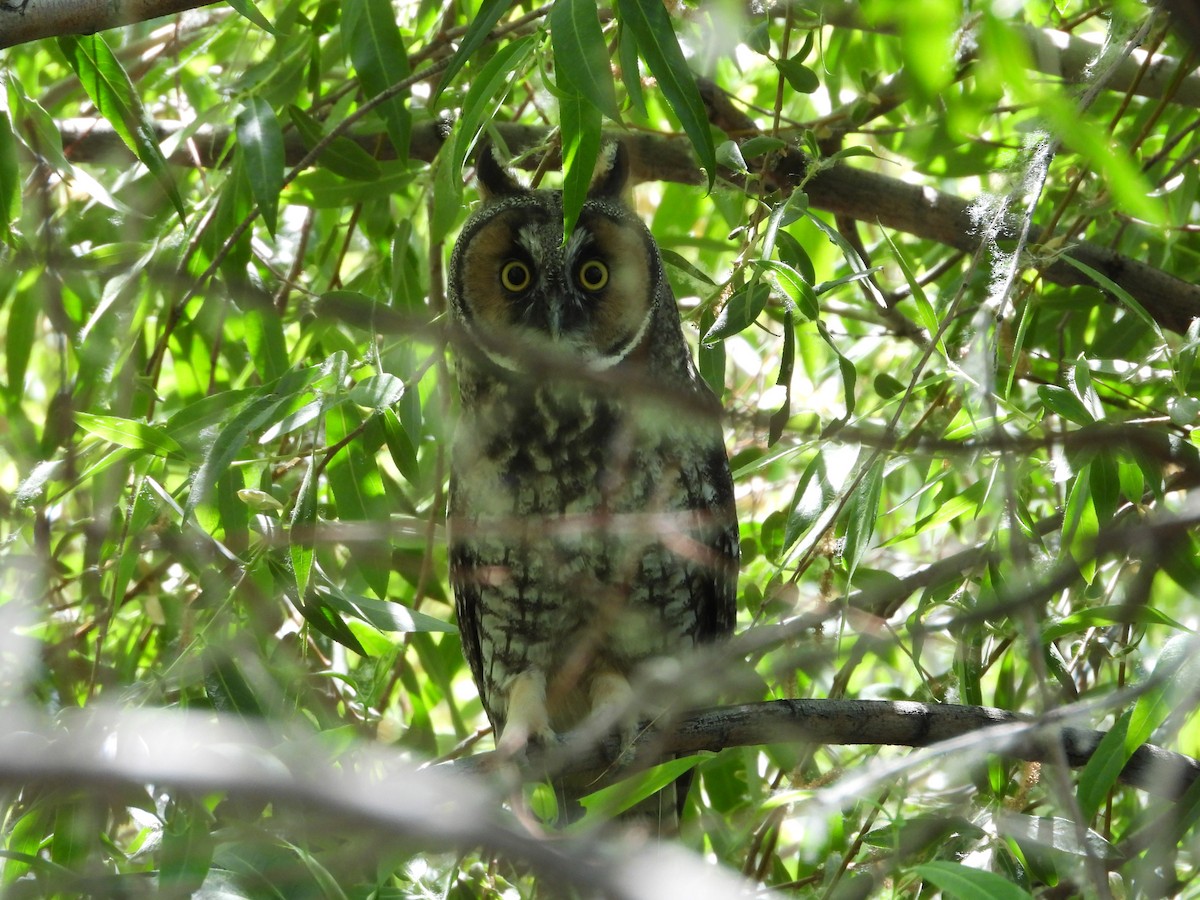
top-left (496, 669), bottom-right (557, 757)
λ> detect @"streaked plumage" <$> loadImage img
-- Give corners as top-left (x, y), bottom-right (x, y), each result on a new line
top-left (446, 143), bottom-right (737, 827)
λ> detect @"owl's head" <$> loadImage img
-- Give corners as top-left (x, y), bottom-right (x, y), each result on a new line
top-left (447, 143), bottom-right (662, 372)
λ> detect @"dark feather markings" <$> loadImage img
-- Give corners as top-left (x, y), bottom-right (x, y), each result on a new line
top-left (447, 143), bottom-right (738, 829)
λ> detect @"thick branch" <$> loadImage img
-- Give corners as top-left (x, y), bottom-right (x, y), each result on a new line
top-left (450, 699), bottom-right (1200, 802)
top-left (0, 0), bottom-right (220, 49)
top-left (806, 163), bottom-right (1200, 335)
top-left (0, 706), bottom-right (747, 898)
top-left (47, 117), bottom-right (1200, 334)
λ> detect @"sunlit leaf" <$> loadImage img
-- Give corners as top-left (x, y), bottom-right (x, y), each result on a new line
top-left (288, 104), bottom-right (382, 181)
top-left (344, 0), bottom-right (412, 160)
top-left (432, 0), bottom-right (510, 103)
top-left (73, 412), bottom-right (183, 457)
top-left (915, 861), bottom-right (1034, 900)
top-left (226, 0), bottom-right (276, 33)
top-left (235, 96), bottom-right (284, 235)
top-left (615, 0), bottom-right (716, 187)
top-left (842, 458), bottom-right (883, 580)
top-left (0, 110), bottom-right (19, 238)
top-left (704, 283), bottom-right (770, 343)
top-left (558, 90), bottom-right (602, 238)
top-left (551, 0), bottom-right (620, 120)
top-left (318, 586), bottom-right (455, 634)
top-left (56, 34), bottom-right (185, 222)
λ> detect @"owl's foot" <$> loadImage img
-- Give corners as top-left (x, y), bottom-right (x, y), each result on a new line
top-left (497, 669), bottom-right (557, 755)
top-left (589, 671), bottom-right (642, 767)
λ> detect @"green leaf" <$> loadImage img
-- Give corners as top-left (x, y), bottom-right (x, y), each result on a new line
top-left (874, 373), bottom-right (904, 399)
top-left (344, 0), bottom-right (412, 160)
top-left (754, 259), bottom-right (818, 320)
top-left (995, 810), bottom-right (1114, 860)
top-left (317, 586), bottom-right (456, 634)
top-left (575, 755), bottom-right (703, 820)
top-left (1068, 356), bottom-right (1103, 421)
top-left (615, 0), bottom-right (716, 188)
top-left (244, 301), bottom-right (290, 381)
top-left (0, 109), bottom-right (19, 239)
top-left (204, 654), bottom-right (266, 716)
top-left (715, 139), bottom-right (748, 173)
top-left (203, 158), bottom-right (254, 273)
top-left (290, 458), bottom-right (318, 599)
top-left (703, 283), bottom-right (770, 343)
top-left (783, 453), bottom-right (838, 551)
top-left (819, 320), bottom-right (858, 422)
top-left (1038, 384), bottom-right (1094, 425)
top-left (915, 861), bottom-right (1034, 900)
top-left (381, 408), bottom-right (420, 483)
top-left (558, 90), bottom-right (602, 239)
top-left (660, 248), bottom-right (717, 286)
top-left (882, 229), bottom-right (944, 354)
top-left (551, 0), bottom-right (621, 120)
top-left (1161, 534), bottom-right (1200, 594)
top-left (299, 588), bottom-right (368, 656)
top-left (160, 798), bottom-right (214, 895)
top-left (776, 57), bottom-right (819, 93)
top-left (1060, 254), bottom-right (1167, 345)
top-left (235, 97), bottom-right (284, 235)
top-left (325, 402), bottom-right (390, 598)
top-left (1128, 633), bottom-right (1191, 750)
top-left (5, 281), bottom-right (38, 401)
top-left (226, 0), bottom-right (276, 33)
top-left (745, 22), bottom-right (771, 56)
top-left (769, 308), bottom-right (795, 445)
top-left (73, 412), bottom-right (183, 458)
top-left (288, 105), bottom-right (382, 181)
top-left (1060, 469), bottom-right (1098, 579)
top-left (451, 35), bottom-right (537, 172)
top-left (1088, 450), bottom-right (1119, 524)
top-left (349, 373), bottom-right (406, 409)
top-left (184, 393), bottom-right (294, 520)
top-left (697, 305), bottom-right (725, 397)
top-left (741, 134), bottom-right (787, 158)
top-left (617, 24), bottom-right (647, 118)
top-left (432, 0), bottom-right (511, 103)
top-left (1077, 709), bottom-right (1132, 822)
top-left (841, 458), bottom-right (884, 580)
top-left (429, 146), bottom-right (464, 246)
top-left (56, 34), bottom-right (185, 222)
top-left (1040, 604), bottom-right (1187, 643)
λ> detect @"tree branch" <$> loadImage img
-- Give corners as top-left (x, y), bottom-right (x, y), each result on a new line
top-left (47, 116), bottom-right (1200, 334)
top-left (0, 0), bottom-right (220, 49)
top-left (0, 705), bottom-right (749, 898)
top-left (449, 699), bottom-right (1200, 802)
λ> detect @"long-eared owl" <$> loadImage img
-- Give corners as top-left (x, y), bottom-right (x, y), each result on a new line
top-left (446, 142), bottom-right (738, 823)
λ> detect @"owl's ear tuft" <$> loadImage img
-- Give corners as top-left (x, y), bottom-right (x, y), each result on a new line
top-left (587, 141), bottom-right (631, 202)
top-left (475, 142), bottom-right (527, 200)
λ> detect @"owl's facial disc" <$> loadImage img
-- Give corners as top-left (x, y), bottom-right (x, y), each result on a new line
top-left (458, 203), bottom-right (655, 372)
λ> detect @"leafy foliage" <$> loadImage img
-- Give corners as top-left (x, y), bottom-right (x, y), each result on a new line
top-left (1, 0), bottom-right (1200, 896)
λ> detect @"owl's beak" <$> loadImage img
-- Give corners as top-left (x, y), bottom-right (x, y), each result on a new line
top-left (545, 297), bottom-right (564, 340)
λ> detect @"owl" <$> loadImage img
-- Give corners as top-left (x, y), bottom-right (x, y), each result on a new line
top-left (446, 142), bottom-right (738, 828)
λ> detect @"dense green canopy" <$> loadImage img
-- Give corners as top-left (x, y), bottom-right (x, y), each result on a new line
top-left (1, 0), bottom-right (1199, 896)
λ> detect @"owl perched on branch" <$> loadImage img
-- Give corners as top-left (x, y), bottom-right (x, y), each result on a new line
top-left (446, 142), bottom-right (738, 829)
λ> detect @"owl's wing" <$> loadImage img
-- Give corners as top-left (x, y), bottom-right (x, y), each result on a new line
top-left (695, 440), bottom-right (740, 645)
top-left (449, 541), bottom-right (494, 731)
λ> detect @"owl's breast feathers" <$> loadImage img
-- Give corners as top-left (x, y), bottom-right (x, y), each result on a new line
top-left (449, 367), bottom-right (737, 735)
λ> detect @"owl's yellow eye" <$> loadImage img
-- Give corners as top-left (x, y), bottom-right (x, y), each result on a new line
top-left (500, 260), bottom-right (532, 292)
top-left (577, 259), bottom-right (609, 292)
